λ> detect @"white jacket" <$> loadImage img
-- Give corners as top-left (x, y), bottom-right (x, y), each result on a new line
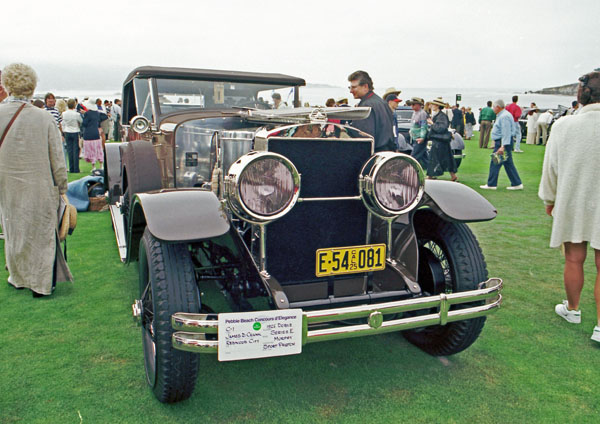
top-left (538, 103), bottom-right (600, 249)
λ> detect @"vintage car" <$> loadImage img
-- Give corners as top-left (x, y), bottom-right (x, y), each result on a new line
top-left (105, 66), bottom-right (503, 403)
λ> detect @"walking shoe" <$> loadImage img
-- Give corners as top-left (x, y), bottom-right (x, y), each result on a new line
top-left (514, 149), bottom-right (524, 153)
top-left (592, 326), bottom-right (600, 343)
top-left (506, 184), bottom-right (524, 190)
top-left (479, 184), bottom-right (497, 190)
top-left (555, 300), bottom-right (581, 324)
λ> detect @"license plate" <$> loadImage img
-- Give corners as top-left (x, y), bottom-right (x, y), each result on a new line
top-left (316, 244), bottom-right (386, 277)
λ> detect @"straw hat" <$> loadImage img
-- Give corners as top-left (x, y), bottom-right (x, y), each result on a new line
top-left (58, 196), bottom-right (77, 241)
top-left (430, 97), bottom-right (448, 108)
top-left (382, 87), bottom-right (402, 99)
top-left (407, 97), bottom-right (424, 106)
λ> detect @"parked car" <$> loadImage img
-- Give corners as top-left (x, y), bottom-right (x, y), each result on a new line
top-left (518, 106), bottom-right (565, 141)
top-left (394, 105), bottom-right (413, 142)
top-left (105, 66), bottom-right (503, 403)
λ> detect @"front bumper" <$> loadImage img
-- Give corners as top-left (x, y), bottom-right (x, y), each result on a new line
top-left (170, 278), bottom-right (502, 354)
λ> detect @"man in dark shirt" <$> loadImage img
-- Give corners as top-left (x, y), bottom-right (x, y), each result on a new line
top-left (347, 70), bottom-right (395, 152)
top-left (450, 104), bottom-right (464, 137)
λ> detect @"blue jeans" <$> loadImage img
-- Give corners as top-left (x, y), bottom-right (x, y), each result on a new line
top-left (411, 140), bottom-right (429, 170)
top-left (487, 139), bottom-right (522, 187)
top-left (65, 132), bottom-right (80, 173)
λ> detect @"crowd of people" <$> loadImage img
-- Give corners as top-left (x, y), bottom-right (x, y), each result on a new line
top-left (37, 93), bottom-right (122, 173)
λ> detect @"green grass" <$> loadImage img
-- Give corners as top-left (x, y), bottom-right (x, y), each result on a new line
top-left (1, 136), bottom-right (598, 423)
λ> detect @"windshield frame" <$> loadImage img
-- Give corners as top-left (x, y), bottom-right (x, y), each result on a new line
top-left (151, 77), bottom-right (302, 116)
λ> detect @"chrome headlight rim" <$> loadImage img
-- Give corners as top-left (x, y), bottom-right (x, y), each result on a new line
top-left (359, 152), bottom-right (425, 218)
top-left (225, 151), bottom-right (301, 224)
top-left (130, 115), bottom-right (151, 134)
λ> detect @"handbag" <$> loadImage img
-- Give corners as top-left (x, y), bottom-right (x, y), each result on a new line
top-left (429, 130), bottom-right (452, 143)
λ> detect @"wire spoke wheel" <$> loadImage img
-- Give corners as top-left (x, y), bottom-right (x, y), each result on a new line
top-left (402, 210), bottom-right (489, 356)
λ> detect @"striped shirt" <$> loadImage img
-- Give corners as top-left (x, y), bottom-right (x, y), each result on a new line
top-left (44, 106), bottom-right (62, 130)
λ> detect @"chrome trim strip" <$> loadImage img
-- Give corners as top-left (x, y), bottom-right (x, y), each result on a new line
top-left (171, 278), bottom-right (502, 354)
top-left (172, 313), bottom-right (218, 333)
top-left (297, 196), bottom-right (362, 202)
top-left (109, 204), bottom-right (127, 262)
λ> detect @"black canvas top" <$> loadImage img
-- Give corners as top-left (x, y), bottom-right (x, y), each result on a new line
top-left (124, 66), bottom-right (306, 87)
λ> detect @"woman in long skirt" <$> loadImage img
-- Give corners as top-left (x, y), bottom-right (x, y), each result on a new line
top-left (426, 98), bottom-right (458, 181)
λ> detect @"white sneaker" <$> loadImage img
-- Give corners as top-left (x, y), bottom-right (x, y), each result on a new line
top-left (507, 184), bottom-right (524, 190)
top-left (555, 300), bottom-right (581, 324)
top-left (591, 326), bottom-right (600, 343)
top-left (479, 184), bottom-right (497, 190)
top-left (514, 149), bottom-right (524, 153)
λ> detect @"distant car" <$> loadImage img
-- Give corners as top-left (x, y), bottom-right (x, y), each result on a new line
top-left (394, 106), bottom-right (413, 142)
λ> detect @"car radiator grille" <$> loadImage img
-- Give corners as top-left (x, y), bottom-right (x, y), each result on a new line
top-left (266, 137), bottom-right (372, 285)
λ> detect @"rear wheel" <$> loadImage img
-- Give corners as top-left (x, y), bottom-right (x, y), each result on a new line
top-left (403, 210), bottom-right (488, 356)
top-left (139, 228), bottom-right (200, 402)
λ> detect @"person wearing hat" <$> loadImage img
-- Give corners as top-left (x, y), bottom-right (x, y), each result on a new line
top-left (336, 97), bottom-right (349, 107)
top-left (480, 99), bottom-right (523, 190)
top-left (347, 71), bottom-right (396, 152)
top-left (426, 98), bottom-right (458, 182)
top-left (384, 91), bottom-right (411, 154)
top-left (0, 63), bottom-right (73, 297)
top-left (407, 97), bottom-right (428, 168)
top-left (538, 70), bottom-right (600, 344)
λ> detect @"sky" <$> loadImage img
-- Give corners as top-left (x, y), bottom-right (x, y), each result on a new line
top-left (1, 0), bottom-right (599, 93)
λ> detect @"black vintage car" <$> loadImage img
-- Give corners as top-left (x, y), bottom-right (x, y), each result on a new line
top-left (105, 66), bottom-right (502, 403)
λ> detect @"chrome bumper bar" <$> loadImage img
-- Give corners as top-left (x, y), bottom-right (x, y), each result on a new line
top-left (171, 278), bottom-right (502, 354)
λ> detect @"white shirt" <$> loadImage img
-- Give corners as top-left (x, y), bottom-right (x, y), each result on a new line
top-left (537, 111), bottom-right (553, 125)
top-left (111, 103), bottom-right (122, 121)
top-left (62, 109), bottom-right (82, 133)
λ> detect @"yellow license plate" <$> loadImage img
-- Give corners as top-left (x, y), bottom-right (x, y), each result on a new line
top-left (316, 244), bottom-right (386, 277)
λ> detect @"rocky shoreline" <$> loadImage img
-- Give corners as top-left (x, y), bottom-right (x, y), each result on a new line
top-left (529, 82), bottom-right (578, 96)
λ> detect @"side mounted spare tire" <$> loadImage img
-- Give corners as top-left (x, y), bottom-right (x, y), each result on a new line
top-left (121, 140), bottom-right (162, 205)
top-left (104, 142), bottom-right (126, 204)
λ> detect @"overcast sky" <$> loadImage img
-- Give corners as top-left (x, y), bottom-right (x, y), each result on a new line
top-left (2, 0), bottom-right (598, 92)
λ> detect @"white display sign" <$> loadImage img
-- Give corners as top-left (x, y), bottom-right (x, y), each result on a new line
top-left (218, 309), bottom-right (303, 362)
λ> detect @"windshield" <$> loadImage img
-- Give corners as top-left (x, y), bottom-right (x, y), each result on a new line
top-left (155, 78), bottom-right (298, 114)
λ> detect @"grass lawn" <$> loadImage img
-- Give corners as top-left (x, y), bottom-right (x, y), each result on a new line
top-left (1, 136), bottom-right (598, 423)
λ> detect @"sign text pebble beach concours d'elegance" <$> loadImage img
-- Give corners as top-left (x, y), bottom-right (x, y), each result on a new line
top-left (218, 310), bottom-right (303, 361)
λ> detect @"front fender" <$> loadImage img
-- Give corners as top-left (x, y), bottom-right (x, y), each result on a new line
top-left (421, 180), bottom-right (497, 222)
top-left (127, 190), bottom-right (230, 262)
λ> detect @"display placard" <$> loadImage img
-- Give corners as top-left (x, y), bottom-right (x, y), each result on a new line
top-left (217, 309), bottom-right (302, 361)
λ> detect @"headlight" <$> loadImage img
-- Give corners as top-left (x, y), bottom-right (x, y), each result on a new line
top-left (359, 152), bottom-right (424, 217)
top-left (225, 152), bottom-right (300, 223)
top-left (130, 115), bottom-right (150, 134)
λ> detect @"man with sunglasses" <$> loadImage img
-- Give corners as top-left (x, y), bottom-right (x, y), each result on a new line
top-left (347, 70), bottom-right (395, 152)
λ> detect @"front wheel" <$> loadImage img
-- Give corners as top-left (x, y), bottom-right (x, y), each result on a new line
top-left (138, 228), bottom-right (200, 403)
top-left (403, 210), bottom-right (488, 356)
